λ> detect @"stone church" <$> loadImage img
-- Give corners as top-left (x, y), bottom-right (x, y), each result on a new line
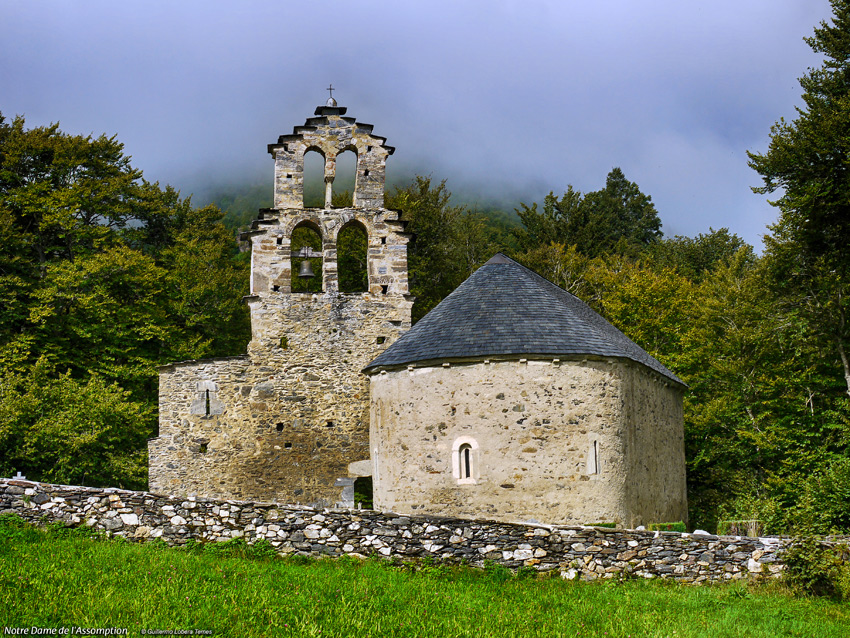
top-left (149, 99), bottom-right (688, 528)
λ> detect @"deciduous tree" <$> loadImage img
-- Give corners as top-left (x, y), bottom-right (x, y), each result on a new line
top-left (0, 114), bottom-right (250, 487)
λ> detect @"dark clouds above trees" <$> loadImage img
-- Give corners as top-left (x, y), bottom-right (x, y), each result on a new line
top-left (0, 0), bottom-right (832, 249)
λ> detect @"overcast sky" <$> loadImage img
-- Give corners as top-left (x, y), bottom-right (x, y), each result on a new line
top-left (1, 0), bottom-right (834, 249)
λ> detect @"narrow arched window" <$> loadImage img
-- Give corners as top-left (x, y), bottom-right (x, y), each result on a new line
top-left (452, 437), bottom-right (479, 485)
top-left (459, 444), bottom-right (472, 479)
top-left (593, 440), bottom-right (599, 473)
top-left (303, 149), bottom-right (325, 208)
top-left (587, 439), bottom-right (599, 475)
top-left (332, 148), bottom-right (356, 207)
top-left (190, 380), bottom-right (223, 416)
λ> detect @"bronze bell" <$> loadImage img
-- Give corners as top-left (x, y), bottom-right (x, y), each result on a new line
top-left (298, 259), bottom-right (315, 278)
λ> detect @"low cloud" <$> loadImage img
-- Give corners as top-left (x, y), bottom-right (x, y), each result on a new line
top-left (0, 0), bottom-right (832, 249)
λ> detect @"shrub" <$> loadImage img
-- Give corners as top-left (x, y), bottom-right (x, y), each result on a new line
top-left (45, 521), bottom-right (104, 541)
top-left (483, 560), bottom-right (512, 582)
top-left (286, 553), bottom-right (317, 566)
top-left (717, 520), bottom-right (764, 537)
top-left (793, 456), bottom-right (850, 534)
top-left (0, 359), bottom-right (153, 490)
top-left (516, 565), bottom-right (538, 580)
top-left (0, 512), bottom-right (26, 528)
top-left (205, 536), bottom-right (250, 558)
top-left (182, 538), bottom-right (205, 554)
top-left (247, 537), bottom-right (278, 560)
top-left (142, 538), bottom-right (169, 551)
top-left (715, 491), bottom-right (787, 535)
top-left (0, 512), bottom-right (29, 542)
top-left (783, 537), bottom-right (850, 599)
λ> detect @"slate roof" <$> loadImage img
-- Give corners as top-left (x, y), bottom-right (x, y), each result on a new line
top-left (364, 253), bottom-right (685, 386)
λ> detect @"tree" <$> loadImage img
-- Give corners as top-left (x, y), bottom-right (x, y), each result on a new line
top-left (514, 168), bottom-right (662, 257)
top-left (387, 176), bottom-right (506, 321)
top-left (157, 204), bottom-right (251, 361)
top-left (514, 186), bottom-right (583, 252)
top-left (644, 228), bottom-right (750, 283)
top-left (0, 113), bottom-right (250, 376)
top-left (748, 0), bottom-right (850, 396)
top-left (0, 114), bottom-right (250, 487)
top-left (0, 358), bottom-right (153, 489)
top-left (0, 114), bottom-right (159, 278)
top-left (583, 167), bottom-right (663, 252)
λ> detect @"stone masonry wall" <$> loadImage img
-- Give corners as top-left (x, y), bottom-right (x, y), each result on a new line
top-left (2, 478), bottom-right (815, 584)
top-left (149, 107), bottom-right (413, 507)
top-left (370, 358), bottom-right (686, 528)
top-left (247, 206), bottom-right (410, 297)
top-left (622, 363), bottom-right (688, 526)
top-left (150, 293), bottom-right (411, 506)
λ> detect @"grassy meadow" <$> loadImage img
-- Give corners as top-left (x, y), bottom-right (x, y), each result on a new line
top-left (0, 518), bottom-right (847, 638)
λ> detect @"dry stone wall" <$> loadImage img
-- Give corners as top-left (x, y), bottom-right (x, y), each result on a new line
top-left (0, 478), bottom-right (814, 584)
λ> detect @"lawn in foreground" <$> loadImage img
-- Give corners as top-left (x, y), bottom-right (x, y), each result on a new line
top-left (0, 521), bottom-right (847, 638)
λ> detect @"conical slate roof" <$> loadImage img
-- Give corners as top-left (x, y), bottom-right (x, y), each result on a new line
top-left (364, 253), bottom-right (684, 385)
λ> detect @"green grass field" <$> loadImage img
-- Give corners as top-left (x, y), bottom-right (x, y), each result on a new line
top-left (0, 519), bottom-right (847, 638)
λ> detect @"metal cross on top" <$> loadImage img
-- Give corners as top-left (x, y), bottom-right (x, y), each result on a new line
top-left (326, 84), bottom-right (335, 100)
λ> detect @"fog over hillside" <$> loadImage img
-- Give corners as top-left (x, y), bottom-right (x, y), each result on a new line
top-left (1, 0), bottom-right (833, 248)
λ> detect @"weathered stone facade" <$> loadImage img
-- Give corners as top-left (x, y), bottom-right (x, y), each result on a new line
top-left (369, 357), bottom-right (686, 528)
top-left (268, 101), bottom-right (392, 210)
top-left (150, 102), bottom-right (687, 528)
top-left (148, 101), bottom-right (413, 506)
top-left (0, 478), bottom-right (807, 583)
top-left (362, 252), bottom-right (688, 527)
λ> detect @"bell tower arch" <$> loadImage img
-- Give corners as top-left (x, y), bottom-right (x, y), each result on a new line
top-left (235, 96), bottom-right (413, 505)
top-left (267, 99), bottom-right (395, 210)
top-left (246, 98), bottom-right (409, 300)
top-left (150, 96), bottom-right (413, 508)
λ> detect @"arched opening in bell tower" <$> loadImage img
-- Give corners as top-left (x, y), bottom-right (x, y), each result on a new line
top-left (291, 221), bottom-right (323, 293)
top-left (337, 220), bottom-right (368, 293)
top-left (332, 148), bottom-right (357, 207)
top-left (303, 148), bottom-right (325, 208)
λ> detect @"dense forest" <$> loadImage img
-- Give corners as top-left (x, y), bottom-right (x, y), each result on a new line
top-left (2, 2), bottom-right (850, 534)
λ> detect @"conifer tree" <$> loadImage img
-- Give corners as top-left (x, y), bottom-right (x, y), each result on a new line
top-left (514, 168), bottom-right (662, 258)
top-left (749, 0), bottom-right (850, 396)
